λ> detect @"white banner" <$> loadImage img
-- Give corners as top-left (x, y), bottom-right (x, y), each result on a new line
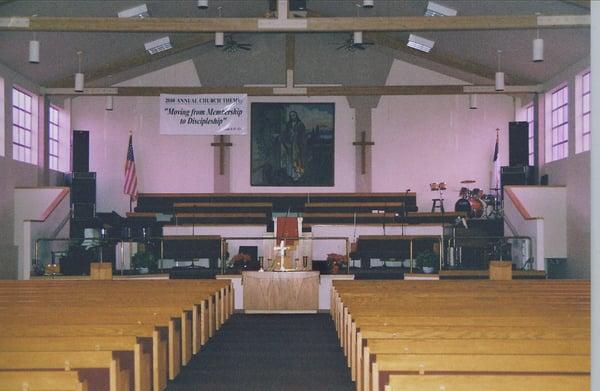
top-left (159, 94), bottom-right (247, 135)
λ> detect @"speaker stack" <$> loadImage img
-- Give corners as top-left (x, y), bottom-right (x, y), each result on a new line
top-left (69, 130), bottom-right (96, 238)
top-left (501, 122), bottom-right (536, 192)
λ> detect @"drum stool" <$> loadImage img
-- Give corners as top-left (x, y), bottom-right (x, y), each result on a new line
top-left (431, 198), bottom-right (445, 213)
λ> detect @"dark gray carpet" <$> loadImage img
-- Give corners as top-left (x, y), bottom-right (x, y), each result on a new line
top-left (165, 314), bottom-right (355, 391)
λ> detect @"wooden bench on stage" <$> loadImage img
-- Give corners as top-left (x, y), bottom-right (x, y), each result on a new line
top-left (135, 192), bottom-right (418, 215)
top-left (330, 280), bottom-right (590, 391)
top-left (304, 202), bottom-right (406, 213)
top-left (132, 193), bottom-right (419, 232)
top-left (303, 212), bottom-right (463, 228)
top-left (0, 280), bottom-right (233, 391)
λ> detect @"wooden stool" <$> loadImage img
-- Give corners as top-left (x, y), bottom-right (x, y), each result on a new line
top-left (489, 260), bottom-right (512, 280)
top-left (90, 262), bottom-right (112, 280)
top-left (431, 198), bottom-right (445, 213)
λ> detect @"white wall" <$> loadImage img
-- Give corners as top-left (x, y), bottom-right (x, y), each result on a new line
top-left (74, 58), bottom-right (515, 216)
top-left (71, 95), bottom-right (215, 214)
top-left (538, 56), bottom-right (591, 278)
top-left (115, 60), bottom-right (201, 87)
top-left (508, 186), bottom-right (567, 259)
top-left (13, 187), bottom-right (70, 279)
top-left (0, 62), bottom-right (65, 279)
top-left (373, 59), bottom-right (513, 212)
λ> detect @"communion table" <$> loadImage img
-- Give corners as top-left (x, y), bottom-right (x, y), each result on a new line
top-left (242, 271), bottom-right (319, 313)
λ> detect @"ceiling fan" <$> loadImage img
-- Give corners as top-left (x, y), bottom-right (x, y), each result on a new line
top-left (336, 35), bottom-right (374, 52)
top-left (222, 35), bottom-right (252, 53)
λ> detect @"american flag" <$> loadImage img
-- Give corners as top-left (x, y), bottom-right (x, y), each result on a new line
top-left (493, 129), bottom-right (500, 189)
top-left (124, 134), bottom-right (138, 200)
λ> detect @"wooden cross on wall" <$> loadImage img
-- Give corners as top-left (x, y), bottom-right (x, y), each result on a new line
top-left (353, 131), bottom-right (375, 175)
top-left (211, 135), bottom-right (233, 175)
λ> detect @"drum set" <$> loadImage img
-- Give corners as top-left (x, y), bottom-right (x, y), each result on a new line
top-left (454, 180), bottom-right (502, 219)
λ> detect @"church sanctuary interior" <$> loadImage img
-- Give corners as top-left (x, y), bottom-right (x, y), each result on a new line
top-left (0, 0), bottom-right (595, 390)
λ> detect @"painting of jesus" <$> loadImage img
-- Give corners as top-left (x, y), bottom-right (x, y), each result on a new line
top-left (251, 103), bottom-right (335, 186)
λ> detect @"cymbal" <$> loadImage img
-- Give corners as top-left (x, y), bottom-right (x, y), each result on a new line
top-left (460, 180), bottom-right (476, 184)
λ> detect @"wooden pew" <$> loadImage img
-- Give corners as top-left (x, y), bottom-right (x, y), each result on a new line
top-left (0, 370), bottom-right (89, 391)
top-left (385, 374), bottom-right (590, 391)
top-left (0, 336), bottom-right (152, 391)
top-left (0, 280), bottom-right (232, 391)
top-left (330, 280), bottom-right (590, 391)
top-left (0, 324), bottom-right (166, 391)
top-left (0, 351), bottom-right (130, 391)
top-left (370, 353), bottom-right (589, 391)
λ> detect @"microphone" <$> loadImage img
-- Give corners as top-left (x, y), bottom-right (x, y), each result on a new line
top-left (461, 217), bottom-right (469, 229)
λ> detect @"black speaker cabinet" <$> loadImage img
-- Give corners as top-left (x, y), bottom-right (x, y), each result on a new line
top-left (501, 166), bottom-right (535, 187)
top-left (68, 172), bottom-right (96, 204)
top-left (72, 203), bottom-right (95, 221)
top-left (289, 0), bottom-right (307, 10)
top-left (509, 121), bottom-right (529, 167)
top-left (72, 130), bottom-right (90, 173)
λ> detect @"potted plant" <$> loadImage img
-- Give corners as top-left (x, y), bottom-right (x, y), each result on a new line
top-left (131, 250), bottom-right (157, 274)
top-left (416, 250), bottom-right (437, 274)
top-left (231, 253), bottom-right (252, 270)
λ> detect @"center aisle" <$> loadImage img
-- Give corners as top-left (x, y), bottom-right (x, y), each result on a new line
top-left (166, 314), bottom-right (355, 391)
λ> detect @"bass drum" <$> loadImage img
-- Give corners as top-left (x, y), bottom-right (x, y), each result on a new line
top-left (469, 197), bottom-right (484, 218)
top-left (454, 198), bottom-right (471, 214)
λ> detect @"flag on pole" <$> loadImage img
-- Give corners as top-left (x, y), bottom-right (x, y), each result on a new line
top-left (124, 134), bottom-right (138, 200)
top-left (493, 129), bottom-right (500, 189)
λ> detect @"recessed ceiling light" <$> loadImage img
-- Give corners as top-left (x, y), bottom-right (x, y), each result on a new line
top-left (407, 34), bottom-right (435, 53)
top-left (118, 4), bottom-right (150, 18)
top-left (144, 36), bottom-right (172, 55)
top-left (353, 31), bottom-right (363, 45)
top-left (425, 1), bottom-right (457, 17)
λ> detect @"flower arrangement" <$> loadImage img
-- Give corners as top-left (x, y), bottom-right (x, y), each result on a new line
top-left (327, 253), bottom-right (348, 274)
top-left (231, 252), bottom-right (252, 266)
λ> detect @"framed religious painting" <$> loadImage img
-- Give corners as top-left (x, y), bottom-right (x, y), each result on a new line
top-left (251, 103), bottom-right (335, 186)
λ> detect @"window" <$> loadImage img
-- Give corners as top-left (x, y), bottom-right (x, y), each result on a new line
top-left (550, 85), bottom-right (569, 161)
top-left (48, 106), bottom-right (60, 170)
top-left (582, 71), bottom-right (590, 152)
top-left (12, 87), bottom-right (34, 163)
top-left (526, 104), bottom-right (535, 166)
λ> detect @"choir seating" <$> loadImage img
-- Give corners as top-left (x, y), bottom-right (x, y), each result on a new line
top-left (130, 192), bottom-right (420, 232)
top-left (0, 280), bottom-right (233, 391)
top-left (331, 280), bottom-right (590, 391)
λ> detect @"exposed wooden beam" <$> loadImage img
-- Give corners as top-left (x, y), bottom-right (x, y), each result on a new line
top-left (0, 15), bottom-right (589, 33)
top-left (50, 34), bottom-right (213, 88)
top-left (41, 84), bottom-right (542, 97)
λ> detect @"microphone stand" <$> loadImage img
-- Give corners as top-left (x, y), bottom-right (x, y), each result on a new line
top-left (401, 189), bottom-right (410, 236)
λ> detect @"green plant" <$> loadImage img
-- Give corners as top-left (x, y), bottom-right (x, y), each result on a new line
top-left (416, 250), bottom-right (437, 269)
top-left (131, 251), bottom-right (157, 272)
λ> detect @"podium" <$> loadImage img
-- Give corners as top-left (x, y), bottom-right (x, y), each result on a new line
top-left (243, 271), bottom-right (319, 313)
top-left (263, 215), bottom-right (312, 271)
